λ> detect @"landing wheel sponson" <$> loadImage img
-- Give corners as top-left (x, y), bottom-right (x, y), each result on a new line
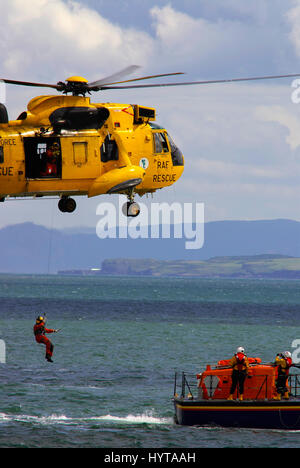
top-left (122, 201), bottom-right (140, 217)
top-left (58, 197), bottom-right (77, 213)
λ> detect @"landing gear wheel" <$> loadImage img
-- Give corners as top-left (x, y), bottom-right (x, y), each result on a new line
top-left (65, 198), bottom-right (76, 213)
top-left (58, 197), bottom-right (77, 213)
top-left (58, 198), bottom-right (66, 213)
top-left (122, 201), bottom-right (140, 217)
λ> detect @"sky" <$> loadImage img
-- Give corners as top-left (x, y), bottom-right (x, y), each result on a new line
top-left (1, 0), bottom-right (300, 231)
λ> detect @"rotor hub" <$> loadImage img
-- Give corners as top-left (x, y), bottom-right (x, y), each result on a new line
top-left (57, 76), bottom-right (90, 96)
top-left (66, 76), bottom-right (88, 84)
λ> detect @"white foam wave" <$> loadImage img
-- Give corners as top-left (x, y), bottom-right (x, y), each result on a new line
top-left (95, 412), bottom-right (173, 425)
top-left (0, 410), bottom-right (173, 426)
top-left (0, 412), bottom-right (72, 425)
top-left (0, 412), bottom-right (10, 422)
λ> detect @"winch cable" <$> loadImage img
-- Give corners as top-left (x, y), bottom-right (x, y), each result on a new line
top-left (47, 198), bottom-right (56, 275)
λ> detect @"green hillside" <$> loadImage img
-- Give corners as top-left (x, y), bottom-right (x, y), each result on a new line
top-left (100, 255), bottom-right (300, 278)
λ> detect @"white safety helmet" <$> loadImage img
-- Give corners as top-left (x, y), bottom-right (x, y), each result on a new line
top-left (236, 347), bottom-right (245, 354)
top-left (283, 351), bottom-right (291, 358)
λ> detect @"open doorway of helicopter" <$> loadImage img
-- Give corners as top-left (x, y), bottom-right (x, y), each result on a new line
top-left (24, 137), bottom-right (62, 179)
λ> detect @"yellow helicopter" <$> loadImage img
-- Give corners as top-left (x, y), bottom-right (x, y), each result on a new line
top-left (0, 66), bottom-right (299, 216)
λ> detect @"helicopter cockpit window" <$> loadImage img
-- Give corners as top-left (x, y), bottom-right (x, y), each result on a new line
top-left (153, 132), bottom-right (169, 154)
top-left (166, 133), bottom-right (184, 166)
top-left (0, 146), bottom-right (3, 164)
top-left (100, 135), bottom-right (119, 163)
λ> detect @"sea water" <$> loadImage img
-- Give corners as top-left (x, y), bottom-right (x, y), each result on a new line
top-left (0, 275), bottom-right (299, 448)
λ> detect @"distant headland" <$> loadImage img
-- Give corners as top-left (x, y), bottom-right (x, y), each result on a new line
top-left (58, 255), bottom-right (300, 279)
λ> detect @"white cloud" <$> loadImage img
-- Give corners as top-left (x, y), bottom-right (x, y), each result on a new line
top-left (0, 0), bottom-right (153, 80)
top-left (191, 158), bottom-right (290, 181)
top-left (256, 104), bottom-right (300, 151)
top-left (150, 4), bottom-right (241, 70)
top-left (286, 1), bottom-right (300, 57)
top-left (149, 3), bottom-right (294, 77)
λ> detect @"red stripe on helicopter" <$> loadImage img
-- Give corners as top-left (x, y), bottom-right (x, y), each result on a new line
top-left (121, 106), bottom-right (134, 116)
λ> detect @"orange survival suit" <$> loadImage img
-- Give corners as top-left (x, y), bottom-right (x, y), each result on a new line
top-left (228, 349), bottom-right (249, 400)
top-left (274, 352), bottom-right (292, 399)
top-left (33, 316), bottom-right (56, 362)
top-left (41, 143), bottom-right (59, 177)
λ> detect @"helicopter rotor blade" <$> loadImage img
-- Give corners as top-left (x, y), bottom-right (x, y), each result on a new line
top-left (88, 71), bottom-right (185, 89)
top-left (88, 65), bottom-right (141, 87)
top-left (1, 71), bottom-right (300, 96)
top-left (97, 72), bottom-right (300, 91)
top-left (0, 78), bottom-right (61, 90)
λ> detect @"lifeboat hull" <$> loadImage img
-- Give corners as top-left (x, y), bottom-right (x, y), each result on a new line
top-left (174, 398), bottom-right (300, 429)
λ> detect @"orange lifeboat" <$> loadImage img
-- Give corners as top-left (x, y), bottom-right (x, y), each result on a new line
top-left (197, 357), bottom-right (278, 400)
top-left (173, 357), bottom-right (300, 429)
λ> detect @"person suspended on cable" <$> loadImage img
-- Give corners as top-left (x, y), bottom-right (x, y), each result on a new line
top-left (227, 346), bottom-right (249, 401)
top-left (33, 316), bottom-right (59, 362)
top-left (274, 351), bottom-right (292, 400)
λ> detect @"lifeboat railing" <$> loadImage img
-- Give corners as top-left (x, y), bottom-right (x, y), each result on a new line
top-left (173, 372), bottom-right (198, 399)
top-left (174, 371), bottom-right (300, 400)
top-left (289, 373), bottom-right (300, 397)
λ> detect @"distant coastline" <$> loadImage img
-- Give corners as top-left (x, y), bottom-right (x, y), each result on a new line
top-left (3, 219), bottom-right (300, 274)
top-left (58, 254), bottom-right (300, 279)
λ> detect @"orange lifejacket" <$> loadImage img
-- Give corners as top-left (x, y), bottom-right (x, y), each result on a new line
top-left (231, 353), bottom-right (249, 372)
top-left (278, 356), bottom-right (292, 376)
top-left (236, 352), bottom-right (246, 371)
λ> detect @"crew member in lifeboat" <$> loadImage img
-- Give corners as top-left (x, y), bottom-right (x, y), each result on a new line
top-left (227, 346), bottom-right (249, 401)
top-left (274, 351), bottom-right (292, 400)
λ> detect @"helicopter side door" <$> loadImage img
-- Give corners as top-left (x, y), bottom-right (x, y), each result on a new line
top-left (60, 134), bottom-right (101, 179)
